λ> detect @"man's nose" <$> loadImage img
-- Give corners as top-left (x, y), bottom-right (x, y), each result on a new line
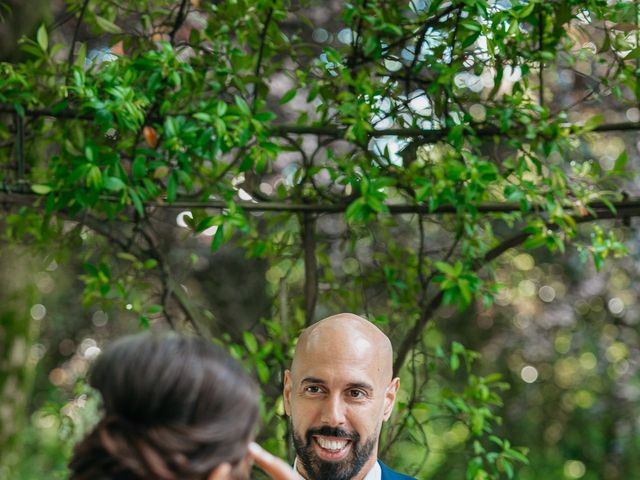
top-left (320, 394), bottom-right (347, 426)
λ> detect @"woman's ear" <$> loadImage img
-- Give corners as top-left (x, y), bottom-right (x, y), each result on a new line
top-left (208, 462), bottom-right (232, 480)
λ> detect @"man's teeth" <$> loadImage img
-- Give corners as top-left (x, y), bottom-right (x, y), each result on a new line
top-left (316, 437), bottom-right (349, 451)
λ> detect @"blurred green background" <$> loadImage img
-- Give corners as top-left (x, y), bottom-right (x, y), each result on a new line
top-left (2, 1), bottom-right (640, 479)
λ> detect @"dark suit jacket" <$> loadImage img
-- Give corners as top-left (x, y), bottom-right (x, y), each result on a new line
top-left (379, 461), bottom-right (416, 480)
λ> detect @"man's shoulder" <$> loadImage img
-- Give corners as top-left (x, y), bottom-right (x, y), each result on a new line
top-left (378, 460), bottom-right (417, 480)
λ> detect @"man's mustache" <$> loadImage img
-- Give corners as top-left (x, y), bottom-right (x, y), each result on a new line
top-left (305, 426), bottom-right (360, 443)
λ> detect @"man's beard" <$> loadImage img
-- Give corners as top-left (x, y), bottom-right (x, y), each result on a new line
top-left (292, 425), bottom-right (376, 480)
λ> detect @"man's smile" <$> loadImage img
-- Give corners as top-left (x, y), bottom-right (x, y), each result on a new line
top-left (312, 435), bottom-right (352, 460)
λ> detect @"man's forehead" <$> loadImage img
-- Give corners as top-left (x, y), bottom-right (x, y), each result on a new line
top-left (304, 328), bottom-right (374, 353)
top-left (292, 349), bottom-right (387, 386)
top-left (291, 313), bottom-right (394, 381)
top-left (295, 365), bottom-right (380, 388)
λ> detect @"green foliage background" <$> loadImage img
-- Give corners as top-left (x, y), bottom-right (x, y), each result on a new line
top-left (1, 0), bottom-right (640, 479)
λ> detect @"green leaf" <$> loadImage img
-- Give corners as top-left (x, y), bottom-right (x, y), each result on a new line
top-left (583, 114), bottom-right (603, 132)
top-left (143, 259), bottom-right (158, 269)
top-left (132, 157), bottom-right (148, 178)
top-left (452, 341), bottom-right (465, 354)
top-left (217, 101), bottom-right (228, 117)
top-left (460, 20), bottom-right (482, 32)
top-left (31, 184), bottom-right (52, 195)
top-left (87, 165), bottom-right (103, 188)
top-left (254, 111), bottom-right (277, 122)
top-left (36, 24), bottom-right (48, 52)
top-left (450, 353), bottom-right (460, 371)
top-left (625, 47), bottom-right (640, 60)
top-left (146, 304), bottom-right (163, 314)
top-left (104, 176), bottom-right (126, 191)
top-left (13, 103), bottom-right (25, 118)
top-left (243, 331), bottom-right (258, 354)
top-left (462, 31), bottom-right (481, 48)
top-left (458, 278), bottom-right (472, 306)
top-left (95, 16), bottom-right (123, 34)
top-left (435, 261), bottom-right (457, 276)
top-left (255, 359), bottom-right (270, 383)
top-left (210, 225), bottom-right (225, 251)
top-left (196, 215), bottom-right (220, 232)
top-left (279, 88), bottom-right (297, 105)
top-left (518, 1), bottom-right (536, 18)
top-left (193, 112), bottom-right (211, 122)
top-left (346, 198), bottom-right (366, 222)
top-left (129, 188), bottom-right (144, 216)
top-left (167, 172), bottom-right (177, 202)
top-left (234, 95), bottom-right (251, 115)
top-left (506, 448), bottom-right (529, 464)
top-left (612, 150), bottom-right (628, 173)
top-left (117, 252), bottom-right (138, 262)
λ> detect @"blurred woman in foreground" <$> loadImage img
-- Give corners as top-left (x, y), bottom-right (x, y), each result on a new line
top-left (69, 332), bottom-right (294, 480)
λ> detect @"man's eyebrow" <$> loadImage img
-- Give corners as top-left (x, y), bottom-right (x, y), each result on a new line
top-left (346, 382), bottom-right (374, 391)
top-left (299, 378), bottom-right (374, 391)
top-left (301, 377), bottom-right (326, 384)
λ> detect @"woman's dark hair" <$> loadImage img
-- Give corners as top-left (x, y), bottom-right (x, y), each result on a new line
top-left (69, 332), bottom-right (259, 480)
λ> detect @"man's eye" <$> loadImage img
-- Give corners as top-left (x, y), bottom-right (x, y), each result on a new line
top-left (304, 386), bottom-right (322, 394)
top-left (349, 389), bottom-right (366, 398)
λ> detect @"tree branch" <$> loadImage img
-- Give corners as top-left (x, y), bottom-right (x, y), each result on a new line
top-left (391, 203), bottom-right (640, 374)
top-left (252, 5), bottom-right (275, 111)
top-left (66, 0), bottom-right (90, 73)
top-left (301, 213), bottom-right (318, 326)
top-left (2, 104), bottom-right (640, 141)
top-left (169, 0), bottom-right (190, 45)
top-left (5, 188), bottom-right (640, 216)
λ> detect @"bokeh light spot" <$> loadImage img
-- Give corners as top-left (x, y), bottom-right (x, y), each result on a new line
top-left (92, 310), bottom-right (108, 327)
top-left (513, 253), bottom-right (534, 271)
top-left (606, 342), bottom-right (628, 363)
top-left (564, 460), bottom-right (586, 478)
top-left (521, 365), bottom-right (539, 383)
top-left (30, 304), bottom-right (46, 321)
top-left (49, 368), bottom-right (67, 386)
top-left (575, 390), bottom-right (594, 409)
top-left (607, 297), bottom-right (624, 316)
top-left (312, 28), bottom-right (329, 43)
top-left (539, 285), bottom-right (556, 303)
top-left (555, 334), bottom-right (572, 354)
top-left (579, 352), bottom-right (597, 371)
top-left (518, 279), bottom-right (536, 297)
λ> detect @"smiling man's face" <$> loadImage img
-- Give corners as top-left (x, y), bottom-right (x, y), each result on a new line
top-left (283, 314), bottom-right (399, 480)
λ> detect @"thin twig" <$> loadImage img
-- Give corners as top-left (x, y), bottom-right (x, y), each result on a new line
top-left (136, 221), bottom-right (178, 329)
top-left (349, 2), bottom-right (460, 69)
top-left (347, 0), bottom-right (367, 69)
top-left (538, 6), bottom-right (545, 109)
top-left (169, 0), bottom-right (190, 45)
top-left (301, 213), bottom-right (318, 326)
top-left (252, 5), bottom-right (275, 111)
top-left (14, 113), bottom-right (24, 184)
top-left (66, 0), bottom-right (90, 74)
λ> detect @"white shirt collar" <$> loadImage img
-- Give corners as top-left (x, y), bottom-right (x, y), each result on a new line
top-left (293, 458), bottom-right (382, 480)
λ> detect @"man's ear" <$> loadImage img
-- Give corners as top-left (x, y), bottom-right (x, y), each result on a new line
top-left (207, 462), bottom-right (231, 480)
top-left (283, 369), bottom-right (292, 416)
top-left (382, 377), bottom-right (400, 421)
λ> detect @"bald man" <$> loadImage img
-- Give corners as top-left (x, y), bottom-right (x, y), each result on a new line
top-left (283, 313), bottom-right (415, 480)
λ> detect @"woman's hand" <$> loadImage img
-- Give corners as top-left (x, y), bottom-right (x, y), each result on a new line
top-left (249, 443), bottom-right (298, 480)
